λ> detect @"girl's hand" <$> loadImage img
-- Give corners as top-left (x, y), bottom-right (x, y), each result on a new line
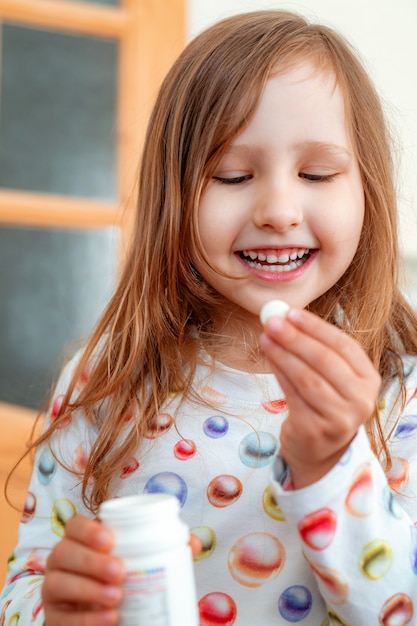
top-left (42, 515), bottom-right (124, 626)
top-left (42, 514), bottom-right (202, 626)
top-left (260, 308), bottom-right (381, 489)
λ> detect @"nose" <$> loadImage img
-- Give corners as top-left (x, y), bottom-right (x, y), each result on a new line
top-left (253, 176), bottom-right (304, 232)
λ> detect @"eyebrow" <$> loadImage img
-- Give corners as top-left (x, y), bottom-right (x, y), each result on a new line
top-left (292, 141), bottom-right (353, 160)
top-left (224, 141), bottom-right (352, 161)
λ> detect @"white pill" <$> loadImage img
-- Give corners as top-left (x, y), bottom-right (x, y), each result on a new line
top-left (260, 299), bottom-right (290, 325)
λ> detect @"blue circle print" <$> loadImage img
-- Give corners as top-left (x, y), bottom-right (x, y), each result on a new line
top-left (278, 585), bottom-right (313, 622)
top-left (144, 471), bottom-right (188, 507)
top-left (203, 415), bottom-right (229, 438)
top-left (239, 431), bottom-right (278, 468)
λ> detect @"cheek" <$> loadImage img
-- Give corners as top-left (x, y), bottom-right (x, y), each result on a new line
top-left (198, 192), bottom-right (238, 251)
top-left (322, 184), bottom-right (364, 248)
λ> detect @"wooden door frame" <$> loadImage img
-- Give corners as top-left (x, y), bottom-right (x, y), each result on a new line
top-left (0, 0), bottom-right (185, 230)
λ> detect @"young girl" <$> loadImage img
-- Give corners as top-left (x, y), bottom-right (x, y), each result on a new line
top-left (2, 9), bottom-right (417, 626)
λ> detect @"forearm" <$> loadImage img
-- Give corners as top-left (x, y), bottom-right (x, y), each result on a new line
top-left (271, 427), bottom-right (416, 625)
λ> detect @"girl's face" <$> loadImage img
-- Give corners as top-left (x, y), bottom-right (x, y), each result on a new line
top-left (195, 63), bottom-right (364, 331)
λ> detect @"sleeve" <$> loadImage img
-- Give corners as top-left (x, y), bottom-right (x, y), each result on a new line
top-left (0, 354), bottom-right (96, 625)
top-left (269, 360), bottom-right (417, 625)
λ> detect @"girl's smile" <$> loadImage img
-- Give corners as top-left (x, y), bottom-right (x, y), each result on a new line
top-left (195, 62), bottom-right (365, 331)
top-left (236, 247), bottom-right (316, 282)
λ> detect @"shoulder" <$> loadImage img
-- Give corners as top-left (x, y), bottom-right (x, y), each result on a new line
top-left (383, 354), bottom-right (417, 394)
top-left (396, 354), bottom-right (417, 393)
top-left (379, 354), bottom-right (417, 427)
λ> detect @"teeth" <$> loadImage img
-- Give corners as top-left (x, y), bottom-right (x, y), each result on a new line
top-left (241, 248), bottom-right (310, 273)
top-left (242, 248), bottom-right (309, 262)
top-left (266, 254), bottom-right (279, 263)
top-left (277, 253), bottom-right (290, 263)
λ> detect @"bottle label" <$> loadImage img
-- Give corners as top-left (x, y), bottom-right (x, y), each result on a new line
top-left (120, 565), bottom-right (171, 626)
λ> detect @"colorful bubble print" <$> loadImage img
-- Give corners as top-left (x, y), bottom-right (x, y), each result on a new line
top-left (278, 585), bottom-right (312, 622)
top-left (50, 498), bottom-right (76, 537)
top-left (238, 432), bottom-right (278, 468)
top-left (145, 413), bottom-right (174, 439)
top-left (22, 492), bottom-right (37, 523)
top-left (199, 592), bottom-right (237, 625)
top-left (262, 486), bottom-right (286, 521)
top-left (261, 399), bottom-right (287, 414)
top-left (394, 415), bottom-right (417, 439)
top-left (382, 486), bottom-right (403, 519)
top-left (386, 457), bottom-right (409, 491)
top-left (174, 439), bottom-right (197, 460)
top-left (77, 360), bottom-right (92, 388)
top-left (22, 577), bottom-right (43, 601)
top-left (73, 443), bottom-right (88, 473)
top-left (0, 600), bottom-right (12, 622)
top-left (120, 457), bottom-right (139, 479)
top-left (325, 609), bottom-right (351, 625)
top-left (228, 532), bottom-right (285, 587)
top-left (409, 525), bottom-right (417, 574)
top-left (31, 598), bottom-right (43, 622)
top-left (379, 593), bottom-right (413, 626)
top-left (50, 394), bottom-right (72, 428)
top-left (308, 562), bottom-right (348, 605)
top-left (298, 508), bottom-right (337, 550)
top-left (344, 463), bottom-right (373, 517)
top-left (120, 406), bottom-right (135, 423)
top-left (378, 397), bottom-right (387, 412)
top-left (207, 475), bottom-right (242, 508)
top-left (144, 471), bottom-right (188, 507)
top-left (273, 455), bottom-right (291, 487)
top-left (50, 394), bottom-right (62, 418)
top-left (338, 446), bottom-right (353, 466)
top-left (203, 415), bottom-right (229, 438)
top-left (190, 526), bottom-right (216, 561)
top-left (24, 549), bottom-right (46, 573)
top-left (201, 386), bottom-right (228, 406)
top-left (37, 448), bottom-right (57, 485)
top-left (359, 539), bottom-right (392, 580)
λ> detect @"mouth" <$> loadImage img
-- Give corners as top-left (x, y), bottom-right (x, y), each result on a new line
top-left (239, 248), bottom-right (312, 273)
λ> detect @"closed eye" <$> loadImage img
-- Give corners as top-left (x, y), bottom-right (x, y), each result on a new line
top-left (212, 175), bottom-right (252, 185)
top-left (299, 172), bottom-right (336, 183)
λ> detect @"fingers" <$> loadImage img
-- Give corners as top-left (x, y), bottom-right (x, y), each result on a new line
top-left (189, 534), bottom-right (202, 557)
top-left (288, 308), bottom-right (375, 377)
top-left (64, 516), bottom-right (114, 553)
top-left (46, 538), bottom-right (124, 585)
top-left (271, 307), bottom-right (378, 379)
top-left (42, 570), bottom-right (122, 607)
top-left (42, 515), bottom-right (124, 626)
top-left (259, 307), bottom-right (382, 488)
top-left (260, 309), bottom-right (381, 416)
top-left (44, 605), bottom-right (119, 626)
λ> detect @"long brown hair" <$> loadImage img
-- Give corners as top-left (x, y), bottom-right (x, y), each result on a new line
top-left (31, 10), bottom-right (417, 512)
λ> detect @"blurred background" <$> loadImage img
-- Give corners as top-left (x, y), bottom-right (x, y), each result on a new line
top-left (0, 0), bottom-right (416, 411)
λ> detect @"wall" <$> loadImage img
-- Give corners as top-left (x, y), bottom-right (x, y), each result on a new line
top-left (187, 0), bottom-right (417, 290)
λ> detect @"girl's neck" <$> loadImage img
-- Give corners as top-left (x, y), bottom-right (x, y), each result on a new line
top-left (199, 315), bottom-right (273, 374)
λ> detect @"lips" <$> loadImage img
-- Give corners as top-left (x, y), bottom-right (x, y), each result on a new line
top-left (239, 248), bottom-right (311, 273)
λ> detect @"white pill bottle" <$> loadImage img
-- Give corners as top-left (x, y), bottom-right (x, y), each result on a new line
top-left (99, 493), bottom-right (199, 626)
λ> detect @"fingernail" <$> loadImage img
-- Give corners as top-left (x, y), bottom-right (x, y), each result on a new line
top-left (96, 529), bottom-right (112, 547)
top-left (105, 585), bottom-right (123, 603)
top-left (107, 559), bottom-right (124, 580)
top-left (287, 308), bottom-right (302, 322)
top-left (267, 317), bottom-right (285, 332)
